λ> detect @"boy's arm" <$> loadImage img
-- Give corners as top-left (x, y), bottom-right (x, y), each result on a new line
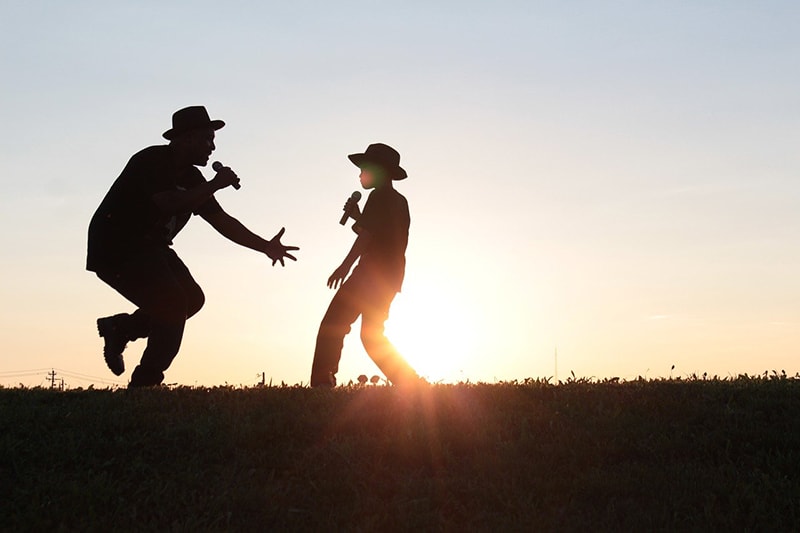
top-left (328, 230), bottom-right (372, 289)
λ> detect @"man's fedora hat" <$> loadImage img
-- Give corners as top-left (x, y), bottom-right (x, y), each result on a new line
top-left (348, 143), bottom-right (407, 180)
top-left (162, 106), bottom-right (225, 140)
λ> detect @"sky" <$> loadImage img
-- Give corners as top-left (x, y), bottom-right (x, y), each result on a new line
top-left (1, 1), bottom-right (798, 389)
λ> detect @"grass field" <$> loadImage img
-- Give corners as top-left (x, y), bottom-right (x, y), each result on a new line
top-left (2, 375), bottom-right (799, 531)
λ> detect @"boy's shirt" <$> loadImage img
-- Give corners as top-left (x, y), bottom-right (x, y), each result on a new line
top-left (352, 186), bottom-right (410, 292)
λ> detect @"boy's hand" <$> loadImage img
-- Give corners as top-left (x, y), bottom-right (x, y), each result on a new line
top-left (327, 264), bottom-right (351, 289)
top-left (343, 197), bottom-right (361, 221)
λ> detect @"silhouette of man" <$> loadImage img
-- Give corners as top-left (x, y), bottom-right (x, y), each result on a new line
top-left (87, 105), bottom-right (298, 388)
top-left (311, 143), bottom-right (419, 387)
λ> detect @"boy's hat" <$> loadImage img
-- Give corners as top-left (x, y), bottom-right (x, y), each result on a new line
top-left (348, 143), bottom-right (407, 180)
top-left (163, 106), bottom-right (225, 140)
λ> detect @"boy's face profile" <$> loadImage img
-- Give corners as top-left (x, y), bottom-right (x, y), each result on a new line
top-left (358, 164), bottom-right (387, 189)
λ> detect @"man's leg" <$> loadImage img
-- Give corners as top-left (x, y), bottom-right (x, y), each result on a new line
top-left (96, 310), bottom-right (152, 375)
top-left (360, 290), bottom-right (420, 386)
top-left (310, 278), bottom-right (363, 387)
top-left (96, 249), bottom-right (204, 386)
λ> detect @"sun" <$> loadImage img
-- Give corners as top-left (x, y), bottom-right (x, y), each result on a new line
top-left (384, 277), bottom-right (480, 383)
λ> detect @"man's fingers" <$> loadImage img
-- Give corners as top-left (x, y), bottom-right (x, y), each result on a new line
top-left (268, 251), bottom-right (296, 264)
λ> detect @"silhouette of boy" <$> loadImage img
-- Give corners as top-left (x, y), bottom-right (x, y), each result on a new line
top-left (311, 143), bottom-right (420, 387)
top-left (87, 106), bottom-right (298, 387)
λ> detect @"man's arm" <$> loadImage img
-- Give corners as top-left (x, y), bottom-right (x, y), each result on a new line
top-left (327, 230), bottom-right (372, 289)
top-left (202, 209), bottom-right (299, 266)
top-left (151, 168), bottom-right (238, 216)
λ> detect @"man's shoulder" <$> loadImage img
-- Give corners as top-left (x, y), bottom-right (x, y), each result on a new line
top-left (117, 145), bottom-right (175, 183)
top-left (129, 145), bottom-right (171, 165)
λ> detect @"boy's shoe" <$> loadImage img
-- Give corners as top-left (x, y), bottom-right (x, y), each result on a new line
top-left (310, 372), bottom-right (337, 388)
top-left (97, 315), bottom-right (128, 376)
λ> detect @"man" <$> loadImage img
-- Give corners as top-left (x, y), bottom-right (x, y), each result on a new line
top-left (87, 105), bottom-right (298, 388)
top-left (310, 143), bottom-right (419, 387)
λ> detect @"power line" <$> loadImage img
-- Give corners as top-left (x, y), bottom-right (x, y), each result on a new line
top-left (0, 367), bottom-right (124, 388)
top-left (0, 368), bottom-right (54, 377)
top-left (0, 371), bottom-right (50, 379)
top-left (52, 368), bottom-right (123, 385)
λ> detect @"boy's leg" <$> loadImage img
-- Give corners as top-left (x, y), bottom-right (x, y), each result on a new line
top-left (360, 291), bottom-right (420, 386)
top-left (311, 279), bottom-right (363, 387)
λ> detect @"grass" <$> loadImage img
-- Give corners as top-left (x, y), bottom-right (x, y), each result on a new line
top-left (2, 374), bottom-right (799, 531)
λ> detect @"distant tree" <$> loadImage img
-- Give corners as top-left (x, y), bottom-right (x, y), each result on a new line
top-left (357, 374), bottom-right (368, 385)
top-left (370, 375), bottom-right (380, 386)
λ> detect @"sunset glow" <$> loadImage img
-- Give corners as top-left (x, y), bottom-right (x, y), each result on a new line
top-left (1, 2), bottom-right (798, 388)
top-left (386, 276), bottom-right (482, 383)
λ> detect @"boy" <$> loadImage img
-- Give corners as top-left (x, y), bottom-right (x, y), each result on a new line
top-left (311, 143), bottom-right (419, 387)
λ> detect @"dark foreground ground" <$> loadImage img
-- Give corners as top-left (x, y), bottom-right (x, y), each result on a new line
top-left (1, 376), bottom-right (799, 531)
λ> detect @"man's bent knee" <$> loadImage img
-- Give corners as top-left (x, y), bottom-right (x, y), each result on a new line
top-left (150, 295), bottom-right (190, 324)
top-left (186, 291), bottom-right (205, 319)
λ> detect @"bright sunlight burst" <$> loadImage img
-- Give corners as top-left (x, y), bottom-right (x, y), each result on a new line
top-left (385, 276), bottom-right (480, 383)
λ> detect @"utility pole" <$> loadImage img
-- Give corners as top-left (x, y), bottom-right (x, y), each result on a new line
top-left (554, 346), bottom-right (558, 383)
top-left (47, 369), bottom-right (57, 390)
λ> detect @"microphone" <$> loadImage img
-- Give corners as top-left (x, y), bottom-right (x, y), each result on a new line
top-left (339, 191), bottom-right (362, 225)
top-left (212, 161), bottom-right (241, 190)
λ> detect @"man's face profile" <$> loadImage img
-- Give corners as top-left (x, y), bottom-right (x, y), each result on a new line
top-left (176, 128), bottom-right (216, 166)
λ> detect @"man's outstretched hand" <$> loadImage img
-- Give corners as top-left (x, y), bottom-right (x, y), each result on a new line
top-left (265, 227), bottom-right (299, 266)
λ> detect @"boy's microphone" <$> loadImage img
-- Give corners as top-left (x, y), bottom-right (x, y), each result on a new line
top-left (212, 161), bottom-right (241, 190)
top-left (339, 191), bottom-right (362, 225)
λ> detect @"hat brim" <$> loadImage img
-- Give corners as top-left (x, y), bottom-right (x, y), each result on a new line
top-left (348, 153), bottom-right (407, 180)
top-left (163, 119), bottom-right (226, 140)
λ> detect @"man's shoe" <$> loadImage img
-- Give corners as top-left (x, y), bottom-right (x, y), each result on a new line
top-left (97, 315), bottom-right (128, 376)
top-left (128, 365), bottom-right (164, 388)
